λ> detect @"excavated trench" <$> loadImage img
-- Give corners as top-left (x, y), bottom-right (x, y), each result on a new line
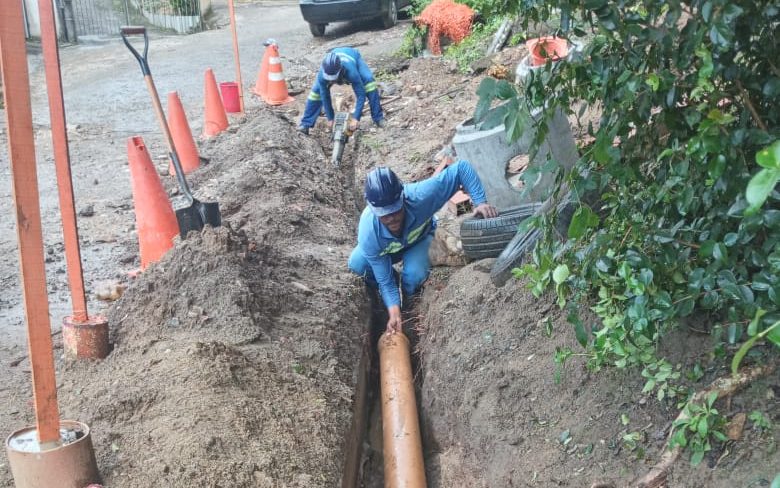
top-left (320, 129), bottom-right (428, 488)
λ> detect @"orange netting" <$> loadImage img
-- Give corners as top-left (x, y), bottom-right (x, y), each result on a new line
top-left (416, 0), bottom-right (475, 55)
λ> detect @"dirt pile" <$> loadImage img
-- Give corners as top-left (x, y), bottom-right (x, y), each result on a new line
top-left (417, 264), bottom-right (780, 487)
top-left (55, 109), bottom-right (369, 487)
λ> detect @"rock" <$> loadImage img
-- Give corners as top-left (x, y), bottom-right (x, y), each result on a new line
top-left (727, 412), bottom-right (747, 441)
top-left (78, 204), bottom-right (95, 217)
top-left (291, 281), bottom-right (314, 295)
top-left (95, 280), bottom-right (125, 301)
top-left (428, 227), bottom-right (467, 267)
top-left (469, 55), bottom-right (495, 74)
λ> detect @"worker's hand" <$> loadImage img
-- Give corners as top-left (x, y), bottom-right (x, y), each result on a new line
top-left (348, 119), bottom-right (358, 131)
top-left (473, 203), bottom-right (498, 219)
top-left (386, 305), bottom-right (402, 334)
top-left (328, 119), bottom-right (335, 130)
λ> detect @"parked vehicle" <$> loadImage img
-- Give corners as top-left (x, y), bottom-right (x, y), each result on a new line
top-left (299, 0), bottom-right (409, 37)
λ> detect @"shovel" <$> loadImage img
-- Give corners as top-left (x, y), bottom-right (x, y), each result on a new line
top-left (120, 26), bottom-right (221, 238)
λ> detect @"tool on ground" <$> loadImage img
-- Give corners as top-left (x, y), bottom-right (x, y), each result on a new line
top-left (121, 26), bottom-right (221, 238)
top-left (331, 111), bottom-right (354, 166)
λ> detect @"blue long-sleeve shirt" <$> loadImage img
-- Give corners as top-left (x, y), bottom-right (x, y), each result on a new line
top-left (356, 160), bottom-right (489, 308)
top-left (317, 47), bottom-right (368, 121)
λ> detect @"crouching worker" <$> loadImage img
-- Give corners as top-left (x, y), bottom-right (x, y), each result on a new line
top-left (298, 47), bottom-right (386, 134)
top-left (348, 163), bottom-right (497, 334)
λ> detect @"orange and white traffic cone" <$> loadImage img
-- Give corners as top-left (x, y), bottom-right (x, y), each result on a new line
top-left (252, 43), bottom-right (272, 98)
top-left (262, 44), bottom-right (294, 106)
top-left (127, 136), bottom-right (179, 269)
top-left (203, 68), bottom-right (229, 137)
top-left (167, 91), bottom-right (200, 175)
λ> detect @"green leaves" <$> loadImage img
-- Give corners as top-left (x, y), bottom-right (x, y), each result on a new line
top-left (732, 320), bottom-right (780, 375)
top-left (553, 264), bottom-right (570, 284)
top-left (568, 206), bottom-right (600, 239)
top-left (469, 1), bottom-right (780, 469)
top-left (746, 141), bottom-right (780, 214)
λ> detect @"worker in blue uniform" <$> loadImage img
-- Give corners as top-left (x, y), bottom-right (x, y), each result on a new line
top-left (349, 163), bottom-right (498, 334)
top-left (298, 47), bottom-right (386, 134)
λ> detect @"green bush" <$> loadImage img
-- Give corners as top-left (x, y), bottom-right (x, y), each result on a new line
top-left (475, 0), bottom-right (780, 431)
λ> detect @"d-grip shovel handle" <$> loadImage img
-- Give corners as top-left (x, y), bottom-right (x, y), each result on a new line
top-left (120, 25), bottom-right (194, 205)
top-left (120, 26), bottom-right (150, 76)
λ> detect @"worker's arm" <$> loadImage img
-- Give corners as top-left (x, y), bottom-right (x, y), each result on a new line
top-left (412, 160), bottom-right (496, 215)
top-left (347, 69), bottom-right (367, 121)
top-left (319, 77), bottom-right (335, 121)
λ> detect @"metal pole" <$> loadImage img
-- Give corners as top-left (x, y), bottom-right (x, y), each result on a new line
top-left (227, 0), bottom-right (245, 113)
top-left (0, 0), bottom-right (61, 445)
top-left (38, 0), bottom-right (89, 322)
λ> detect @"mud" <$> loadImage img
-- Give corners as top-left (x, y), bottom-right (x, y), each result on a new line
top-left (1, 3), bottom-right (778, 486)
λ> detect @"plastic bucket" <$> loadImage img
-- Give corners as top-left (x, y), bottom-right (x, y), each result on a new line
top-left (219, 81), bottom-right (241, 113)
top-left (526, 37), bottom-right (568, 66)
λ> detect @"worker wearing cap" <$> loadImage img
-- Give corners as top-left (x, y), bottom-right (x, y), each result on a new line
top-left (348, 163), bottom-right (498, 334)
top-left (298, 47), bottom-right (386, 134)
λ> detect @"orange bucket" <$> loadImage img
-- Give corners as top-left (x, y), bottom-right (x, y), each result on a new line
top-left (526, 37), bottom-right (568, 66)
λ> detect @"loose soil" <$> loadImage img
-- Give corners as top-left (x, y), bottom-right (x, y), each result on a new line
top-left (1, 7), bottom-right (778, 487)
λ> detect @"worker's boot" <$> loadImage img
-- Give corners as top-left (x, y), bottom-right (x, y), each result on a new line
top-left (297, 125), bottom-right (309, 135)
top-left (375, 118), bottom-right (387, 128)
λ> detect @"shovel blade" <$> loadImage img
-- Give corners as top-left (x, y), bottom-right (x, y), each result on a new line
top-left (174, 199), bottom-right (221, 238)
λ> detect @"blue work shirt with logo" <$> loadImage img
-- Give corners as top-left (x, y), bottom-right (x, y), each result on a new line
top-left (316, 47), bottom-right (374, 122)
top-left (356, 160), bottom-right (489, 308)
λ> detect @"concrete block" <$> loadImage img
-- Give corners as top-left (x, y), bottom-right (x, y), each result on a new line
top-left (452, 103), bottom-right (579, 209)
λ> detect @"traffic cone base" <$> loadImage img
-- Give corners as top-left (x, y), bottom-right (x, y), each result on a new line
top-left (127, 136), bottom-right (179, 269)
top-left (167, 91), bottom-right (200, 175)
top-left (203, 68), bottom-right (229, 137)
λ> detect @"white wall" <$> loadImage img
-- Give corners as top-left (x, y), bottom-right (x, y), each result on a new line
top-left (22, 0), bottom-right (64, 39)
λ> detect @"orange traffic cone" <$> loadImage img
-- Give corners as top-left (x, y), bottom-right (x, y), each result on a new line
top-left (262, 44), bottom-right (294, 106)
top-left (252, 44), bottom-right (272, 98)
top-left (127, 136), bottom-right (179, 269)
top-left (203, 68), bottom-right (229, 137)
top-left (167, 91), bottom-right (200, 175)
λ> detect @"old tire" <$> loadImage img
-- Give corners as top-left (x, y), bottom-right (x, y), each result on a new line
top-left (381, 0), bottom-right (398, 28)
top-left (460, 203), bottom-right (541, 260)
top-left (490, 228), bottom-right (542, 287)
top-left (309, 23), bottom-right (326, 37)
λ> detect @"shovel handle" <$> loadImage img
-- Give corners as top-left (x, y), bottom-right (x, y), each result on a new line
top-left (120, 26), bottom-right (150, 76)
top-left (121, 25), bottom-right (195, 204)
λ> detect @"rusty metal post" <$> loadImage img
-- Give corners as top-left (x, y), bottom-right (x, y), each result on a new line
top-left (227, 0), bottom-right (245, 113)
top-left (378, 332), bottom-right (427, 488)
top-left (0, 0), bottom-right (60, 445)
top-left (37, 0), bottom-right (109, 359)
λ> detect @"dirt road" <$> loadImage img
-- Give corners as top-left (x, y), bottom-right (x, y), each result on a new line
top-left (0, 0), bottom-right (404, 348)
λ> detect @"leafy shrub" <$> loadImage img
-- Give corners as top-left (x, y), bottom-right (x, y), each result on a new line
top-left (475, 0), bottom-right (780, 408)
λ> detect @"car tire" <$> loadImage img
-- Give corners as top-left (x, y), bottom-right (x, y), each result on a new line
top-left (460, 203), bottom-right (541, 260)
top-left (490, 228), bottom-right (541, 287)
top-left (309, 23), bottom-right (326, 37)
top-left (381, 0), bottom-right (398, 28)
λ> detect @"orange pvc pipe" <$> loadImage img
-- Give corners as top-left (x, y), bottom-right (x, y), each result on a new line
top-left (38, 0), bottom-right (88, 323)
top-left (378, 332), bottom-right (427, 488)
top-left (227, 0), bottom-right (245, 113)
top-left (0, 0), bottom-right (61, 444)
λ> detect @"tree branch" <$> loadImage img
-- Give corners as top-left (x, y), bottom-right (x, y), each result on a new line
top-left (736, 80), bottom-right (768, 132)
top-left (630, 363), bottom-right (775, 488)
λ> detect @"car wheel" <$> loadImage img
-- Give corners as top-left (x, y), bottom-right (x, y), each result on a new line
top-left (309, 23), bottom-right (326, 37)
top-left (381, 0), bottom-right (398, 28)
